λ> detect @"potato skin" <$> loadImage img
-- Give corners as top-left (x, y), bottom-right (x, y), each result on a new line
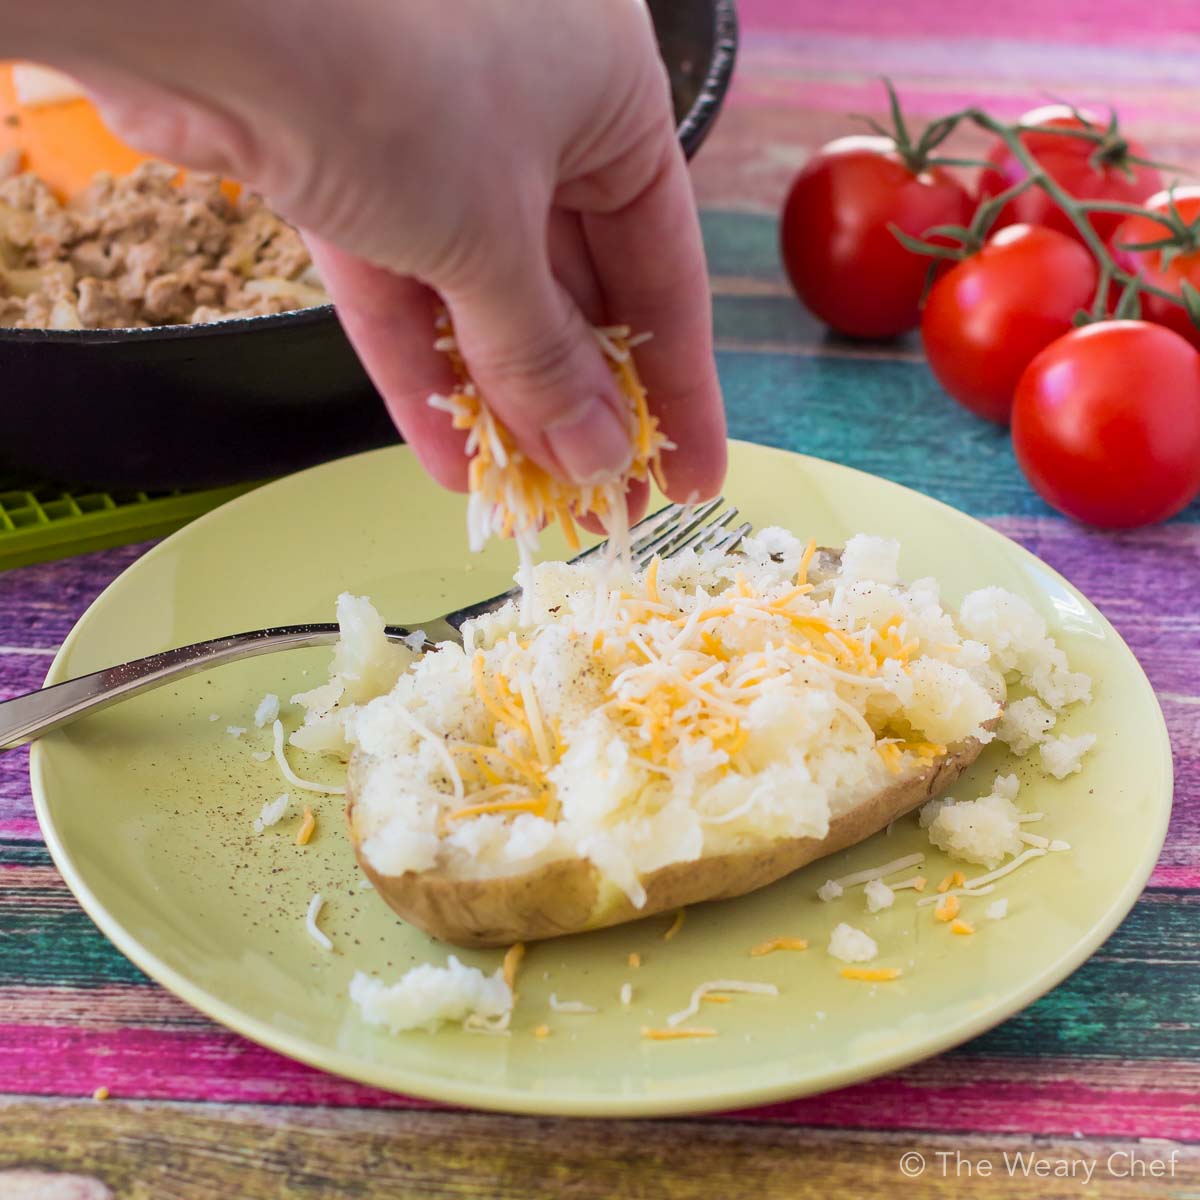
top-left (347, 735), bottom-right (988, 949)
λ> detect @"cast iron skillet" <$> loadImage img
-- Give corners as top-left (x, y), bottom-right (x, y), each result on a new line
top-left (0, 0), bottom-right (738, 489)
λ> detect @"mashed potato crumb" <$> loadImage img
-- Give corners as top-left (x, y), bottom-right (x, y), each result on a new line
top-left (828, 922), bottom-right (878, 963)
top-left (342, 532), bottom-right (1017, 897)
top-left (864, 878), bottom-right (895, 912)
top-left (921, 774), bottom-right (1024, 868)
top-left (1039, 733), bottom-right (1096, 779)
top-left (997, 695), bottom-right (1056, 755)
top-left (349, 957), bottom-right (512, 1033)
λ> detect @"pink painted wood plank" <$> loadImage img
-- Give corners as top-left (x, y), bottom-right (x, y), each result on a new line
top-left (736, 0), bottom-right (1200, 42)
top-left (7, 1025), bottom-right (1198, 1139)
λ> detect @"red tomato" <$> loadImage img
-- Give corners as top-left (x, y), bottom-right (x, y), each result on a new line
top-left (978, 105), bottom-right (1161, 246)
top-left (1012, 321), bottom-right (1200, 527)
top-left (921, 225), bottom-right (1097, 425)
top-left (1111, 186), bottom-right (1200, 349)
top-left (780, 136), bottom-right (972, 339)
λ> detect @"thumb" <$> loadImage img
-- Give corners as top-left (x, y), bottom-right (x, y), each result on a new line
top-left (442, 251), bottom-right (634, 487)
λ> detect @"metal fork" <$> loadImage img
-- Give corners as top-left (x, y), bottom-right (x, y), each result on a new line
top-left (0, 499), bottom-right (751, 751)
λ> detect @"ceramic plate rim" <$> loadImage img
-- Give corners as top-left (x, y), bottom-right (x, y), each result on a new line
top-left (29, 441), bottom-right (1173, 1117)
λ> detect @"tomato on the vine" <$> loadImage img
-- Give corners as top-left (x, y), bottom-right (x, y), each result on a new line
top-left (1111, 187), bottom-right (1200, 350)
top-left (978, 105), bottom-right (1161, 245)
top-left (1012, 321), bottom-right (1200, 528)
top-left (780, 135), bottom-right (972, 339)
top-left (920, 224), bottom-right (1097, 425)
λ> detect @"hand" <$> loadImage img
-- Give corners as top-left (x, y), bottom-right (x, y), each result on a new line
top-left (10, 0), bottom-right (726, 507)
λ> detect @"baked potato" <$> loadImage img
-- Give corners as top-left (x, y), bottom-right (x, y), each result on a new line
top-left (347, 731), bottom-right (988, 948)
top-left (304, 531), bottom-right (1040, 950)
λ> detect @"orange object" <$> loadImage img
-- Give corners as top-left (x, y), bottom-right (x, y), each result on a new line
top-left (0, 62), bottom-right (238, 200)
top-left (296, 807), bottom-right (316, 846)
top-left (0, 63), bottom-right (150, 199)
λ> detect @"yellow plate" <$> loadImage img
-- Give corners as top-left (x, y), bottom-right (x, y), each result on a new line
top-left (31, 441), bottom-right (1171, 1117)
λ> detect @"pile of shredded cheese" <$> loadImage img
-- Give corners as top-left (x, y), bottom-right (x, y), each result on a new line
top-left (426, 317), bottom-right (672, 606)
top-left (326, 529), bottom-right (1015, 906)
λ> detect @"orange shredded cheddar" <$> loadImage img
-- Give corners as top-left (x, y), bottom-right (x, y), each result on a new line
top-left (449, 796), bottom-right (545, 821)
top-left (296, 807), bottom-right (316, 846)
top-left (627, 952), bottom-right (642, 969)
top-left (913, 877), bottom-right (928, 893)
top-left (936, 874), bottom-right (955, 894)
top-left (645, 555), bottom-right (661, 604)
top-left (503, 943), bottom-right (525, 991)
top-left (533, 1024), bottom-right (550, 1039)
top-left (935, 893), bottom-right (961, 922)
top-left (701, 994), bottom-right (731, 1004)
top-left (91, 1086), bottom-right (110, 1101)
top-left (951, 870), bottom-right (966, 887)
top-left (663, 909), bottom-right (686, 941)
top-left (797, 538), bottom-right (817, 583)
top-left (841, 967), bottom-right (902, 982)
top-left (750, 936), bottom-right (809, 957)
top-left (641, 1026), bottom-right (717, 1040)
top-left (432, 319), bottom-right (669, 560)
top-left (950, 919), bottom-right (975, 936)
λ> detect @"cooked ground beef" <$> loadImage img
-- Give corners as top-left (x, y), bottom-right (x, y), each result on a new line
top-left (0, 158), bottom-right (327, 329)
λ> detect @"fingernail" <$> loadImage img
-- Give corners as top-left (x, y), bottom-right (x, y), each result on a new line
top-left (545, 394), bottom-right (633, 485)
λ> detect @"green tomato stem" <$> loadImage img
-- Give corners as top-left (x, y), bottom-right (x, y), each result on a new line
top-left (964, 108), bottom-right (1184, 313)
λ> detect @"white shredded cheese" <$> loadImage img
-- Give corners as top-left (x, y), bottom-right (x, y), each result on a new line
top-left (986, 899), bottom-right (1009, 920)
top-left (226, 725), bottom-right (246, 739)
top-left (305, 893), bottom-right (333, 951)
top-left (962, 847), bottom-right (1048, 891)
top-left (830, 853), bottom-right (926, 891)
top-left (251, 750), bottom-right (272, 763)
top-left (917, 883), bottom-right (996, 906)
top-left (620, 982), bottom-right (633, 1007)
top-left (548, 994), bottom-right (598, 1014)
top-left (273, 719), bottom-right (345, 796)
top-left (665, 979), bottom-right (779, 1028)
top-left (817, 880), bottom-right (844, 903)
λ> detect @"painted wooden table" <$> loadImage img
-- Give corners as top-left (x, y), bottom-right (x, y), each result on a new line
top-left (3, 2), bottom-right (1200, 1195)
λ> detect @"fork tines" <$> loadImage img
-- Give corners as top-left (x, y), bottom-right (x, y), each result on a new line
top-left (632, 498), bottom-right (749, 569)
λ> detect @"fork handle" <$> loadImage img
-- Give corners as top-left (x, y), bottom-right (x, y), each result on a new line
top-left (0, 623), bottom-right (414, 752)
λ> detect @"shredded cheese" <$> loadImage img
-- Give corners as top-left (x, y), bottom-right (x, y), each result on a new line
top-left (91, 1086), bottom-right (109, 1102)
top-left (548, 994), bottom-right (598, 1014)
top-left (663, 909), bottom-right (686, 941)
top-left (620, 982), bottom-right (633, 1007)
top-left (428, 319), bottom-right (671, 609)
top-left (533, 1024), bottom-right (550, 1039)
top-left (950, 918), bottom-right (975, 935)
top-left (749, 937), bottom-right (808, 957)
top-left (305, 893), bottom-right (332, 951)
top-left (961, 847), bottom-right (1049, 891)
top-left (665, 979), bottom-right (780, 1028)
top-left (934, 894), bottom-right (961, 922)
top-left (502, 943), bottom-right (525, 992)
top-left (627, 952), bottom-right (642, 969)
top-left (296, 807), bottom-right (316, 846)
top-left (641, 1026), bottom-right (717, 1040)
top-left (828, 853), bottom-right (926, 892)
top-left (840, 967), bottom-right (902, 982)
top-left (917, 883), bottom-right (996, 907)
top-left (273, 720), bottom-right (345, 796)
